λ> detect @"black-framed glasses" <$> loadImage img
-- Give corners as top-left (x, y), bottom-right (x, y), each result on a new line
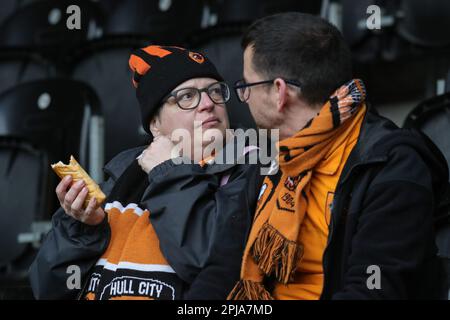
top-left (164, 81), bottom-right (230, 110)
top-left (234, 78), bottom-right (301, 103)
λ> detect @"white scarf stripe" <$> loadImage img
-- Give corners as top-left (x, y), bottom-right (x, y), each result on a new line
top-left (95, 259), bottom-right (175, 273)
top-left (105, 201), bottom-right (145, 216)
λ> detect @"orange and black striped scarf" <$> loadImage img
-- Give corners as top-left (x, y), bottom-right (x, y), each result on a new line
top-left (228, 79), bottom-right (367, 300)
top-left (83, 160), bottom-right (184, 300)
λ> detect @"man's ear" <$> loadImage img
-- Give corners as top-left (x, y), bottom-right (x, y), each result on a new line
top-left (274, 78), bottom-right (288, 112)
top-left (149, 117), bottom-right (162, 138)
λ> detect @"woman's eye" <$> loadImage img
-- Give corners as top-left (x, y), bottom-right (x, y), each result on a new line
top-left (210, 88), bottom-right (222, 96)
top-left (178, 92), bottom-right (194, 101)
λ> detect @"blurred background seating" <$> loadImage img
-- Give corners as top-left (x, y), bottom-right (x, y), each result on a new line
top-left (0, 78), bottom-right (103, 298)
top-left (0, 0), bottom-right (449, 299)
top-left (67, 39), bottom-right (148, 163)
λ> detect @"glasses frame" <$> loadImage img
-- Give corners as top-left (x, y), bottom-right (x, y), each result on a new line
top-left (234, 78), bottom-right (301, 103)
top-left (164, 81), bottom-right (231, 110)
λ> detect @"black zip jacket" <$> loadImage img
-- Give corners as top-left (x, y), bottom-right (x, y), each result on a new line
top-left (320, 107), bottom-right (449, 299)
top-left (151, 108), bottom-right (448, 300)
top-left (28, 141), bottom-right (261, 300)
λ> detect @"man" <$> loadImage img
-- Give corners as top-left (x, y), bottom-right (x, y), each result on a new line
top-left (228, 12), bottom-right (448, 300)
top-left (29, 45), bottom-right (260, 300)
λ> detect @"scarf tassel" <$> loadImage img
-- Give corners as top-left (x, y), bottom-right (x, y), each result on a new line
top-left (227, 280), bottom-right (273, 300)
top-left (252, 222), bottom-right (303, 284)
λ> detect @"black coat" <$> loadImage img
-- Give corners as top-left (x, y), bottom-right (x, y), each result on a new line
top-left (28, 141), bottom-right (262, 300)
top-left (156, 108), bottom-right (448, 300)
top-left (320, 108), bottom-right (449, 299)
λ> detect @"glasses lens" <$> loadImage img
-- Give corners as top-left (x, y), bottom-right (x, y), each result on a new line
top-left (208, 82), bottom-right (230, 104)
top-left (174, 88), bottom-right (199, 109)
top-left (235, 80), bottom-right (248, 102)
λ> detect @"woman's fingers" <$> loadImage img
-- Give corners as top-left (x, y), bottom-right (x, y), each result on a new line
top-left (83, 199), bottom-right (106, 225)
top-left (84, 197), bottom-right (98, 217)
top-left (63, 180), bottom-right (85, 209)
top-left (55, 177), bottom-right (105, 226)
top-left (70, 186), bottom-right (89, 217)
top-left (55, 175), bottom-right (72, 204)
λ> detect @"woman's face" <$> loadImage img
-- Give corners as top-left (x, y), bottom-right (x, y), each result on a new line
top-left (150, 77), bottom-right (230, 152)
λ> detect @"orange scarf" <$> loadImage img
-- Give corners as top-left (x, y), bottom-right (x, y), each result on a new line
top-left (228, 79), bottom-right (367, 300)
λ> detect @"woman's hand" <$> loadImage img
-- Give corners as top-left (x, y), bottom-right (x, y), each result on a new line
top-left (56, 175), bottom-right (106, 226)
top-left (138, 135), bottom-right (176, 174)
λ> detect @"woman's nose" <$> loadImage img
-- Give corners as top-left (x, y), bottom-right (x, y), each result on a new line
top-left (196, 91), bottom-right (214, 112)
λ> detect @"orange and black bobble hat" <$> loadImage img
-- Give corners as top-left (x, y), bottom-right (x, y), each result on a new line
top-left (129, 45), bottom-right (223, 134)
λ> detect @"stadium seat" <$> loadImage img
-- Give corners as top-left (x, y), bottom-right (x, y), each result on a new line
top-left (339, 0), bottom-right (450, 62)
top-left (0, 138), bottom-right (49, 273)
top-left (396, 0), bottom-right (450, 48)
top-left (403, 93), bottom-right (450, 166)
top-left (212, 0), bottom-right (322, 26)
top-left (0, 0), bottom-right (104, 62)
top-left (98, 0), bottom-right (204, 44)
top-left (0, 78), bottom-right (104, 183)
top-left (68, 39), bottom-right (149, 163)
top-left (403, 93), bottom-right (450, 299)
top-left (0, 0), bottom-right (40, 27)
top-left (339, 0), bottom-right (405, 63)
top-left (0, 0), bottom-right (21, 28)
top-left (0, 50), bottom-right (59, 96)
top-left (0, 78), bottom-right (104, 298)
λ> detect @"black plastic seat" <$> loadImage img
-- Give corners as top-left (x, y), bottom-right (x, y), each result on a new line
top-left (0, 0), bottom-right (21, 27)
top-left (0, 137), bottom-right (51, 299)
top-left (403, 93), bottom-right (450, 165)
top-left (0, 79), bottom-right (104, 297)
top-left (397, 0), bottom-right (450, 48)
top-left (211, 0), bottom-right (322, 26)
top-left (0, 139), bottom-right (48, 268)
top-left (98, 0), bottom-right (204, 44)
top-left (68, 38), bottom-right (149, 162)
top-left (339, 0), bottom-right (408, 63)
top-left (0, 0), bottom-right (40, 27)
top-left (338, 0), bottom-right (449, 105)
top-left (0, 78), bottom-right (104, 182)
top-left (403, 93), bottom-right (450, 299)
top-left (340, 0), bottom-right (450, 63)
top-left (0, 50), bottom-right (59, 96)
top-left (0, 0), bottom-right (104, 62)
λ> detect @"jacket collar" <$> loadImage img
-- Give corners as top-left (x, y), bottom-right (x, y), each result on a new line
top-left (103, 146), bottom-right (146, 180)
top-left (202, 136), bottom-right (259, 175)
top-left (338, 103), bottom-right (449, 191)
top-left (103, 136), bottom-right (258, 180)
top-left (338, 105), bottom-right (398, 185)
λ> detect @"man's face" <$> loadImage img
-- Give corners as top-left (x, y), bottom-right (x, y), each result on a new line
top-left (243, 46), bottom-right (322, 139)
top-left (153, 77), bottom-right (230, 149)
top-left (242, 46), bottom-right (279, 130)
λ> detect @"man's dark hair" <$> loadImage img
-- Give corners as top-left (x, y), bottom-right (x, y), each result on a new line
top-left (242, 12), bottom-right (352, 106)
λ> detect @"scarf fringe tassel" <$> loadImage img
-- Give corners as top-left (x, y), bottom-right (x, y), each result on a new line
top-left (227, 280), bottom-right (273, 300)
top-left (252, 222), bottom-right (303, 284)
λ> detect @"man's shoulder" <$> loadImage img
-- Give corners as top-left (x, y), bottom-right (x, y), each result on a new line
top-left (353, 110), bottom-right (448, 189)
top-left (358, 110), bottom-right (437, 163)
top-left (362, 126), bottom-right (447, 192)
top-left (357, 110), bottom-right (399, 155)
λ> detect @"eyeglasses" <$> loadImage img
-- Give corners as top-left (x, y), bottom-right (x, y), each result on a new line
top-left (234, 78), bottom-right (301, 103)
top-left (164, 81), bottom-right (230, 110)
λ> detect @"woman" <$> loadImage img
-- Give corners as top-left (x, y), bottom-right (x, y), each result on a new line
top-left (29, 45), bottom-right (261, 300)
